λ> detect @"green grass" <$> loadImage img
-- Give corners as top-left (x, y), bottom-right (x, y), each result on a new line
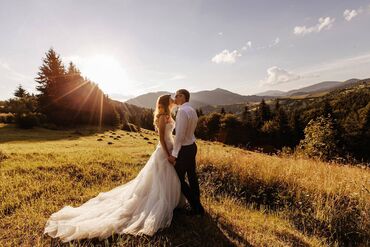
top-left (0, 124), bottom-right (368, 246)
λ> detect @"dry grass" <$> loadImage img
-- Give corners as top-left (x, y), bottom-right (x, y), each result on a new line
top-left (197, 142), bottom-right (370, 245)
top-left (0, 124), bottom-right (368, 246)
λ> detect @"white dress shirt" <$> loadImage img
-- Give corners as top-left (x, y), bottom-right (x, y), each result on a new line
top-left (172, 102), bottom-right (198, 158)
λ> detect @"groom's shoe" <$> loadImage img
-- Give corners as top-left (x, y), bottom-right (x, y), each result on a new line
top-left (186, 205), bottom-right (205, 218)
top-left (195, 204), bottom-right (205, 218)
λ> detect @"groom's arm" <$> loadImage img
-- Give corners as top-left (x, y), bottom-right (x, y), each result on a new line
top-left (172, 109), bottom-right (187, 158)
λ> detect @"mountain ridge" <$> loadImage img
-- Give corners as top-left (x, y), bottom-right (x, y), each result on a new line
top-left (125, 78), bottom-right (368, 109)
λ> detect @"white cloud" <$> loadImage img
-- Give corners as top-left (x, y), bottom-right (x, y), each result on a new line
top-left (261, 66), bottom-right (300, 85)
top-left (211, 50), bottom-right (241, 64)
top-left (294, 17), bottom-right (335, 35)
top-left (218, 32), bottom-right (223, 36)
top-left (269, 37), bottom-right (280, 47)
top-left (241, 41), bottom-right (252, 51)
top-left (343, 9), bottom-right (358, 21)
top-left (343, 8), bottom-right (363, 21)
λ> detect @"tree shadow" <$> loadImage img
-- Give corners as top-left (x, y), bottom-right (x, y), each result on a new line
top-left (49, 210), bottom-right (252, 247)
top-left (0, 124), bottom-right (118, 143)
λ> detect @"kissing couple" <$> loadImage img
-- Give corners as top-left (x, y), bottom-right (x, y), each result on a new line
top-left (44, 89), bottom-right (205, 243)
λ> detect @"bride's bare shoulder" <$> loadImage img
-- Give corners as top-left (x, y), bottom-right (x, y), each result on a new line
top-left (157, 114), bottom-right (172, 123)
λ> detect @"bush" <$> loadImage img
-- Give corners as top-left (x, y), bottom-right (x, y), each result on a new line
top-left (297, 115), bottom-right (339, 161)
top-left (0, 114), bottom-right (15, 123)
top-left (16, 113), bottom-right (39, 129)
top-left (122, 122), bottom-right (140, 132)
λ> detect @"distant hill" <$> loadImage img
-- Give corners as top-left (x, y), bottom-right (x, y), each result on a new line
top-left (257, 78), bottom-right (362, 97)
top-left (125, 88), bottom-right (274, 109)
top-left (256, 90), bottom-right (286, 97)
top-left (125, 78), bottom-right (368, 113)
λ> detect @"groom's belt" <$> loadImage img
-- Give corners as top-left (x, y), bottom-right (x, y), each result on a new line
top-left (181, 142), bottom-right (196, 147)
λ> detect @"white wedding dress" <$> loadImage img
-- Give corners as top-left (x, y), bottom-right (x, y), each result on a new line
top-left (44, 121), bottom-right (184, 243)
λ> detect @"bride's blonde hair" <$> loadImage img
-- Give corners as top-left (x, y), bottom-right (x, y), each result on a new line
top-left (153, 94), bottom-right (172, 130)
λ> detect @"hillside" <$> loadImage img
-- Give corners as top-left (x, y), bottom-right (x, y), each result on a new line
top-left (0, 124), bottom-right (368, 246)
top-left (257, 78), bottom-right (362, 97)
top-left (125, 88), bottom-right (273, 110)
top-left (125, 78), bottom-right (368, 114)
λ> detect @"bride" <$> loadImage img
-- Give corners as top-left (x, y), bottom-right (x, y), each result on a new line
top-left (44, 94), bottom-right (185, 243)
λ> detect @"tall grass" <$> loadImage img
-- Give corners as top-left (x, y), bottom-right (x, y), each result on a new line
top-left (1, 125), bottom-right (368, 246)
top-left (197, 142), bottom-right (370, 246)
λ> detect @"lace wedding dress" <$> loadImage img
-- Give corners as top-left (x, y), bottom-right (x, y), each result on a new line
top-left (44, 121), bottom-right (184, 242)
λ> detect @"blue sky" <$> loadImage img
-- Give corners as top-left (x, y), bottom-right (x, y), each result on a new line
top-left (1, 0), bottom-right (370, 100)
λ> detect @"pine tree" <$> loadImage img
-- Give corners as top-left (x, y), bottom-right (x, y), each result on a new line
top-left (275, 107), bottom-right (290, 147)
top-left (241, 105), bottom-right (252, 125)
top-left (36, 48), bottom-right (66, 95)
top-left (196, 108), bottom-right (204, 117)
top-left (322, 100), bottom-right (333, 117)
top-left (254, 99), bottom-right (271, 128)
top-left (274, 99), bottom-right (280, 113)
top-left (14, 84), bottom-right (28, 98)
top-left (35, 48), bottom-right (66, 117)
top-left (361, 104), bottom-right (370, 133)
top-left (289, 110), bottom-right (304, 146)
top-left (220, 107), bottom-right (226, 115)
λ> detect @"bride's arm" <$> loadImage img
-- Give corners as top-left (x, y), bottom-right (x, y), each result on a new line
top-left (158, 115), bottom-right (171, 157)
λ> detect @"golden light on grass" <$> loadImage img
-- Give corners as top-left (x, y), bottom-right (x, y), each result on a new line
top-left (0, 126), bottom-right (368, 246)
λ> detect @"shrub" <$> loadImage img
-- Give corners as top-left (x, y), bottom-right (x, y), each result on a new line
top-left (16, 113), bottom-right (39, 129)
top-left (297, 115), bottom-right (339, 161)
top-left (122, 122), bottom-right (140, 132)
top-left (0, 114), bottom-right (15, 123)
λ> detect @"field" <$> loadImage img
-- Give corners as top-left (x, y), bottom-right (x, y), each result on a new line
top-left (0, 123), bottom-right (369, 246)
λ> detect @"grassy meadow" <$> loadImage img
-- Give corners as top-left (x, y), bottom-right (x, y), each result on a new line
top-left (0, 123), bottom-right (369, 246)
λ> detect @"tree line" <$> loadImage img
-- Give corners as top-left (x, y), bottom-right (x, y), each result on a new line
top-left (0, 48), bottom-right (154, 130)
top-left (195, 83), bottom-right (370, 163)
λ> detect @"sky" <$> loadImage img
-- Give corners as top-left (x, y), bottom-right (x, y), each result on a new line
top-left (1, 0), bottom-right (370, 101)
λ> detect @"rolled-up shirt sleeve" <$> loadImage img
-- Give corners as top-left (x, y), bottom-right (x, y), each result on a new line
top-left (172, 109), bottom-right (187, 158)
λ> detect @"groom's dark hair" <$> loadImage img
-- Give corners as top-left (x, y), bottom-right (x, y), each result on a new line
top-left (177, 89), bottom-right (190, 102)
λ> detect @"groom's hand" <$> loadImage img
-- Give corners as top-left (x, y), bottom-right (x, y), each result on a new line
top-left (168, 155), bottom-right (176, 165)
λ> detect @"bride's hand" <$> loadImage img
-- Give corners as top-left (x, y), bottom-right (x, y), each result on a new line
top-left (168, 155), bottom-right (176, 165)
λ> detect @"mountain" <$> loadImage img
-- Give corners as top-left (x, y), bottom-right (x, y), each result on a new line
top-left (257, 79), bottom-right (361, 97)
top-left (125, 88), bottom-right (274, 109)
top-left (256, 90), bottom-right (286, 97)
top-left (125, 91), bottom-right (170, 109)
top-left (124, 78), bottom-right (367, 112)
top-left (108, 93), bottom-right (135, 102)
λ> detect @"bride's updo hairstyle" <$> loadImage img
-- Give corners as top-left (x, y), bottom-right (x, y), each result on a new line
top-left (153, 94), bottom-right (172, 131)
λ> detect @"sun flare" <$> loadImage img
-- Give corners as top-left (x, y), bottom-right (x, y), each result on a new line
top-left (76, 54), bottom-right (130, 95)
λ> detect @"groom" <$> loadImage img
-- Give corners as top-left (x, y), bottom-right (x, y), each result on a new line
top-left (168, 89), bottom-right (205, 217)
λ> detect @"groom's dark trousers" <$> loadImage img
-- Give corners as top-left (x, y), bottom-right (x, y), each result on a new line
top-left (174, 142), bottom-right (202, 210)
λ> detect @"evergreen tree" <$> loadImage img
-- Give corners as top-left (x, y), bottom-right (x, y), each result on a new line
top-left (361, 103), bottom-right (370, 133)
top-left (196, 108), bottom-right (204, 117)
top-left (322, 100), bottom-right (333, 117)
top-left (219, 114), bottom-right (243, 145)
top-left (274, 98), bottom-right (280, 116)
top-left (289, 110), bottom-right (304, 146)
top-left (35, 48), bottom-right (66, 117)
top-left (254, 99), bottom-right (271, 128)
top-left (274, 107), bottom-right (290, 147)
top-left (14, 84), bottom-right (28, 98)
top-left (220, 107), bottom-right (226, 115)
top-left (241, 105), bottom-right (252, 126)
top-left (206, 112), bottom-right (222, 140)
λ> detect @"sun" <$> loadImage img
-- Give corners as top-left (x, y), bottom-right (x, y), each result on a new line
top-left (78, 54), bottom-right (130, 95)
